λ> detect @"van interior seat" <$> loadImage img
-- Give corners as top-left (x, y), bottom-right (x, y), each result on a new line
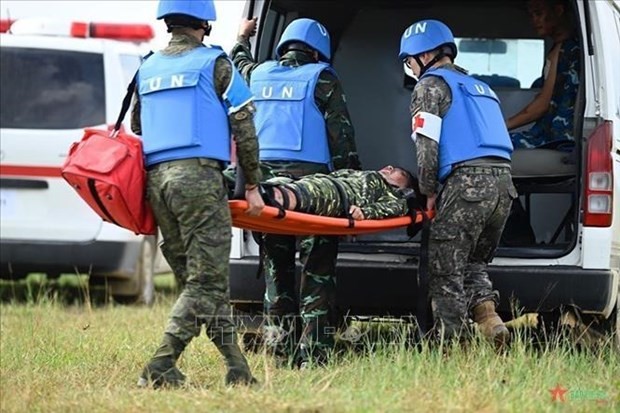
top-left (494, 88), bottom-right (577, 180)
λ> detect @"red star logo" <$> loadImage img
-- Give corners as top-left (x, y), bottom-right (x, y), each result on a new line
top-left (549, 384), bottom-right (568, 402)
top-left (413, 114), bottom-right (425, 130)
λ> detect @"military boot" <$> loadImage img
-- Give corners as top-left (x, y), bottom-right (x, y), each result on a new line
top-left (137, 334), bottom-right (187, 389)
top-left (212, 330), bottom-right (258, 387)
top-left (472, 301), bottom-right (510, 348)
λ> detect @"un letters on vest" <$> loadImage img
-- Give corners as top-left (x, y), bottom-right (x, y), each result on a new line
top-left (61, 128), bottom-right (157, 235)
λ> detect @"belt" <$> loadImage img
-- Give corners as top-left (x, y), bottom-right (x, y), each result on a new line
top-left (452, 165), bottom-right (512, 176)
top-left (147, 158), bottom-right (223, 172)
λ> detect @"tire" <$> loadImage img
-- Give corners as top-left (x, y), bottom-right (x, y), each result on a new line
top-left (110, 236), bottom-right (156, 306)
top-left (133, 236), bottom-right (156, 306)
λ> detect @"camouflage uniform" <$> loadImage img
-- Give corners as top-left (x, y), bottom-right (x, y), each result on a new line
top-left (268, 169), bottom-right (409, 219)
top-left (511, 36), bottom-right (581, 149)
top-left (231, 37), bottom-right (360, 364)
top-left (411, 63), bottom-right (517, 340)
top-left (132, 33), bottom-right (261, 387)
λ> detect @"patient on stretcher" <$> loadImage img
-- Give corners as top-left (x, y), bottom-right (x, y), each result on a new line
top-left (256, 165), bottom-right (423, 221)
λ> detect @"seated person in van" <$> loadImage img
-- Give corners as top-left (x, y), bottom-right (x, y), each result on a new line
top-left (507, 0), bottom-right (580, 149)
top-left (236, 165), bottom-right (420, 220)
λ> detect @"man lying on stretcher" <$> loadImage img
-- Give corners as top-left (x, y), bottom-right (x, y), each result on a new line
top-left (228, 165), bottom-right (424, 220)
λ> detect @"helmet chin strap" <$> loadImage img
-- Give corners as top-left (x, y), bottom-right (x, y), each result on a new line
top-left (415, 51), bottom-right (448, 77)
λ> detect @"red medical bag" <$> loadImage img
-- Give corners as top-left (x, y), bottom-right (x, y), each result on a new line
top-left (61, 127), bottom-right (156, 235)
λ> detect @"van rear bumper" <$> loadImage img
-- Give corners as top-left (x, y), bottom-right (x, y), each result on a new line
top-left (0, 239), bottom-right (139, 277)
top-left (229, 258), bottom-right (615, 317)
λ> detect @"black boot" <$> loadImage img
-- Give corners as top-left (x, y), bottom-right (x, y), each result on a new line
top-left (212, 330), bottom-right (258, 386)
top-left (138, 334), bottom-right (187, 389)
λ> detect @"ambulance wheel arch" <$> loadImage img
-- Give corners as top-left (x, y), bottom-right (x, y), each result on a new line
top-left (91, 235), bottom-right (156, 306)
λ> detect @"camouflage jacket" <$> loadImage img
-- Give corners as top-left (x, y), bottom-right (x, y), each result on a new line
top-left (131, 33), bottom-right (261, 185)
top-left (273, 169), bottom-right (409, 220)
top-left (230, 36), bottom-right (361, 172)
top-left (409, 63), bottom-right (466, 196)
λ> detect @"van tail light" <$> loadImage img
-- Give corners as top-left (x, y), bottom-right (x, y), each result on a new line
top-left (0, 19), bottom-right (14, 33)
top-left (583, 121), bottom-right (613, 227)
top-left (7, 19), bottom-right (154, 42)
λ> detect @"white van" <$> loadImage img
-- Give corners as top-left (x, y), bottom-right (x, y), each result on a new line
top-left (228, 0), bottom-right (619, 341)
top-left (0, 18), bottom-right (157, 304)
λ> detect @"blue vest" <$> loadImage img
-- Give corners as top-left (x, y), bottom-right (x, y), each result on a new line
top-left (138, 46), bottom-right (230, 166)
top-left (250, 61), bottom-right (333, 168)
top-left (422, 68), bottom-right (513, 182)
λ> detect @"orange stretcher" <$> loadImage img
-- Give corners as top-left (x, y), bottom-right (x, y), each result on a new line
top-left (229, 200), bottom-right (434, 236)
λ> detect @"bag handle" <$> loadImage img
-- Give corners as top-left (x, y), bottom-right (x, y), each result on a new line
top-left (112, 51), bottom-right (154, 135)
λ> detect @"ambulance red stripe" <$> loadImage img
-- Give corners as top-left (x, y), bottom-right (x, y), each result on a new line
top-left (0, 165), bottom-right (62, 178)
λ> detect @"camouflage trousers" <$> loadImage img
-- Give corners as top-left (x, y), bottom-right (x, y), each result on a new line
top-left (428, 166), bottom-right (517, 340)
top-left (147, 158), bottom-right (239, 347)
top-left (263, 233), bottom-right (339, 362)
top-left (261, 161), bottom-right (339, 363)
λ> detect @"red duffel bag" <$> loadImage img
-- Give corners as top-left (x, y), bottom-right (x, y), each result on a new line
top-left (61, 54), bottom-right (156, 235)
top-left (61, 127), bottom-right (156, 235)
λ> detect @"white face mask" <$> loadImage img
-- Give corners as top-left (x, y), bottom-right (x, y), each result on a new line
top-left (403, 61), bottom-right (419, 82)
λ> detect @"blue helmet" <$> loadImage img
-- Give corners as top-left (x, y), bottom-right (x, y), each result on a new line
top-left (157, 0), bottom-right (217, 21)
top-left (398, 19), bottom-right (456, 60)
top-left (276, 18), bottom-right (331, 62)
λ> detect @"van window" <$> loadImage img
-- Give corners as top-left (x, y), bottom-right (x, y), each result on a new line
top-left (455, 38), bottom-right (545, 89)
top-left (257, 9), bottom-right (286, 62)
top-left (0, 47), bottom-right (105, 129)
top-left (119, 54), bottom-right (142, 86)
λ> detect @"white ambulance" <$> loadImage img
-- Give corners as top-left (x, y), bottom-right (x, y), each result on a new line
top-left (228, 0), bottom-right (619, 344)
top-left (0, 18), bottom-right (157, 304)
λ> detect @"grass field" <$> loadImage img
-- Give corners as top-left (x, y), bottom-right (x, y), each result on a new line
top-left (0, 275), bottom-right (618, 412)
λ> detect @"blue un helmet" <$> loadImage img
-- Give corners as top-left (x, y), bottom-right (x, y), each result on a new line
top-left (398, 19), bottom-right (456, 61)
top-left (276, 18), bottom-right (331, 62)
top-left (157, 0), bottom-right (217, 21)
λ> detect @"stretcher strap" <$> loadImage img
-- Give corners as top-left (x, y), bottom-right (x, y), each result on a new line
top-left (325, 176), bottom-right (355, 228)
top-left (260, 185), bottom-right (287, 218)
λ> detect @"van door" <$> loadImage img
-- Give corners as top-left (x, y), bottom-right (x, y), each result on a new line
top-left (0, 40), bottom-right (106, 242)
top-left (238, 0), bottom-right (585, 257)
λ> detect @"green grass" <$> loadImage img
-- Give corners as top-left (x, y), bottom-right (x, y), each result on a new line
top-left (0, 277), bottom-right (618, 412)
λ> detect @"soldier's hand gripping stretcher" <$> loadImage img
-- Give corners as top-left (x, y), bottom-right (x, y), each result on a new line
top-left (243, 184), bottom-right (265, 216)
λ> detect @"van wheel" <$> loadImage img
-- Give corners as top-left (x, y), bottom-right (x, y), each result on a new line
top-left (110, 237), bottom-right (156, 306)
